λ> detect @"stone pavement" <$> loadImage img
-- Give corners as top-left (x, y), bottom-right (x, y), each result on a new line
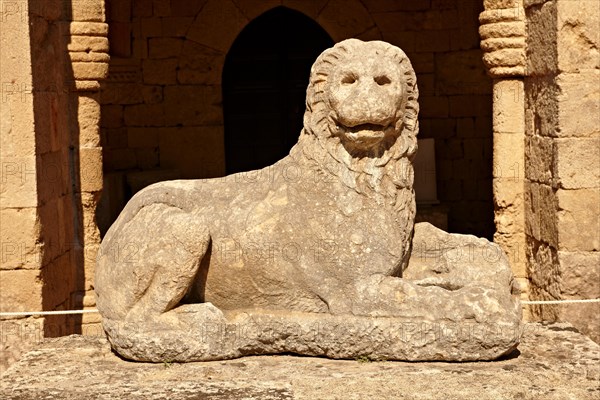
top-left (1, 323), bottom-right (598, 400)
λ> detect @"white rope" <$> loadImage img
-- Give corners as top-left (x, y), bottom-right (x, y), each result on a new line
top-left (0, 309), bottom-right (99, 317)
top-left (1, 298), bottom-right (599, 317)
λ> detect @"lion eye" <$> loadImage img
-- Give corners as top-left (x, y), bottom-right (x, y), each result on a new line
top-left (374, 75), bottom-right (391, 86)
top-left (341, 75), bottom-right (357, 85)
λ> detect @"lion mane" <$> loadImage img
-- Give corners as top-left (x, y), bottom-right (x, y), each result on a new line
top-left (289, 39), bottom-right (420, 256)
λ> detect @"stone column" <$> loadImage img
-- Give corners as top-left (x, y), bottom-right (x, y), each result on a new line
top-left (479, 2), bottom-right (528, 304)
top-left (65, 4), bottom-right (109, 332)
top-left (0, 0), bottom-right (45, 371)
top-left (523, 0), bottom-right (599, 341)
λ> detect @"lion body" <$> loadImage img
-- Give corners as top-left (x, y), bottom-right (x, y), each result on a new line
top-left (94, 39), bottom-right (522, 363)
top-left (96, 38), bottom-right (419, 321)
top-left (98, 134), bottom-right (411, 319)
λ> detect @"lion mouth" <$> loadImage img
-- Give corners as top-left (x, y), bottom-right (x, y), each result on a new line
top-left (346, 123), bottom-right (387, 132)
top-left (339, 122), bottom-right (391, 144)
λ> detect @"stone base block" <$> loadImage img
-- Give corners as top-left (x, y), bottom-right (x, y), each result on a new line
top-left (1, 323), bottom-right (598, 399)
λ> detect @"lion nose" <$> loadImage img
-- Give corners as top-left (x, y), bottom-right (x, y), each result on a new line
top-left (339, 78), bottom-right (396, 127)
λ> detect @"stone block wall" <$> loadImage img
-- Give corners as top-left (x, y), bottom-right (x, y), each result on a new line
top-left (524, 0), bottom-right (599, 341)
top-left (368, 0), bottom-right (495, 239)
top-left (1, 0), bottom-right (108, 372)
top-left (0, 0), bottom-right (42, 372)
top-left (99, 0), bottom-right (495, 239)
top-left (478, 0), bottom-right (529, 308)
top-left (1, 0), bottom-right (81, 371)
top-left (99, 0), bottom-right (228, 233)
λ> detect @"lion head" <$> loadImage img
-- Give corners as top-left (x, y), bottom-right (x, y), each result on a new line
top-left (294, 39), bottom-right (419, 215)
top-left (304, 39), bottom-right (418, 156)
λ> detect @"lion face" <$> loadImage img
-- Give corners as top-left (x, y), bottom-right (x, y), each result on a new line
top-left (304, 39), bottom-right (418, 159)
top-left (327, 54), bottom-right (405, 151)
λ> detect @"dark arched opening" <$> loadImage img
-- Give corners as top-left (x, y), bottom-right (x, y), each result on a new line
top-left (222, 7), bottom-right (334, 174)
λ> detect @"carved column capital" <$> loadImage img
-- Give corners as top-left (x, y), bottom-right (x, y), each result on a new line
top-left (479, 6), bottom-right (526, 78)
top-left (66, 21), bottom-right (110, 91)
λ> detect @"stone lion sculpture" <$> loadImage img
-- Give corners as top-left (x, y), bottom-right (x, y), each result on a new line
top-left (96, 39), bottom-right (521, 362)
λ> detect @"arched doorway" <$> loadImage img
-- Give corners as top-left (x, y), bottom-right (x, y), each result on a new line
top-left (222, 7), bottom-right (334, 174)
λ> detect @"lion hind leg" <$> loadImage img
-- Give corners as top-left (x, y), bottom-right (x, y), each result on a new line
top-left (96, 201), bottom-right (211, 322)
top-left (99, 205), bottom-right (233, 362)
top-left (124, 209), bottom-right (211, 321)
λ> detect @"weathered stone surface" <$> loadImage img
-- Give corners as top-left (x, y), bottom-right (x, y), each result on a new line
top-left (72, 62), bottom-right (109, 81)
top-left (494, 231), bottom-right (527, 278)
top-left (95, 40), bottom-right (520, 363)
top-left (0, 207), bottom-right (41, 270)
top-left (153, 0), bottom-right (171, 17)
top-left (140, 16), bottom-right (162, 37)
top-left (142, 58), bottom-right (178, 85)
top-left (556, 71), bottom-right (600, 138)
top-left (435, 50), bottom-right (491, 95)
top-left (525, 135), bottom-right (553, 184)
top-left (69, 51), bottom-right (111, 63)
top-left (554, 137), bottom-right (600, 189)
top-left (124, 103), bottom-right (166, 126)
top-left (186, 0), bottom-right (248, 52)
top-left (162, 16), bottom-right (194, 37)
top-left (521, 0), bottom-right (600, 343)
top-left (283, 0), bottom-right (328, 20)
top-left (0, 156), bottom-right (38, 209)
top-left (234, 0), bottom-right (281, 21)
top-left (525, 0), bottom-right (558, 75)
top-left (558, 251), bottom-right (600, 343)
top-left (78, 95), bottom-right (102, 147)
top-left (38, 253), bottom-right (77, 311)
top-left (177, 41), bottom-right (224, 85)
top-left (0, 318), bottom-right (43, 374)
top-left (449, 94), bottom-right (491, 117)
top-left (493, 178), bottom-right (523, 211)
top-left (158, 126), bottom-right (225, 178)
top-left (163, 85), bottom-right (223, 126)
top-left (478, 4), bottom-right (526, 77)
top-left (1, 323), bottom-right (598, 399)
top-left (73, 80), bottom-right (102, 92)
top-left (148, 37), bottom-right (184, 59)
top-left (0, 270), bottom-right (43, 314)
top-left (100, 222), bottom-right (521, 362)
top-left (79, 148), bottom-right (104, 193)
top-left (169, 0), bottom-right (206, 16)
top-left (556, 188), bottom-right (600, 251)
top-left (69, 21), bottom-right (109, 36)
top-left (317, 0), bottom-right (375, 41)
top-left (67, 36), bottom-right (110, 53)
top-left (525, 182), bottom-right (558, 247)
top-left (556, 0), bottom-right (600, 72)
top-left (70, 1), bottom-right (105, 22)
top-left (527, 238), bottom-right (561, 304)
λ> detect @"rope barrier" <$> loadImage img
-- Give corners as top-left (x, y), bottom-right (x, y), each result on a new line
top-left (0, 309), bottom-right (99, 317)
top-left (1, 298), bottom-right (599, 317)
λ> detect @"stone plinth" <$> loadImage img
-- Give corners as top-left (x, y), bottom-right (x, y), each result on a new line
top-left (1, 323), bottom-right (598, 400)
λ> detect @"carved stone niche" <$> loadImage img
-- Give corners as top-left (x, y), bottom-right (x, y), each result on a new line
top-left (95, 39), bottom-right (522, 362)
